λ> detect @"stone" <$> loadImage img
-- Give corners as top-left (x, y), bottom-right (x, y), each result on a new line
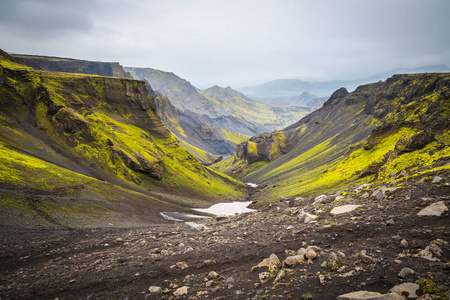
top-left (373, 187), bottom-right (386, 200)
top-left (389, 282), bottom-right (420, 298)
top-left (184, 222), bottom-right (208, 233)
top-left (335, 195), bottom-right (345, 201)
top-left (337, 291), bottom-right (404, 299)
top-left (314, 194), bottom-right (327, 204)
top-left (273, 269), bottom-right (285, 283)
top-left (149, 286), bottom-right (162, 293)
top-left (323, 195), bottom-right (336, 204)
top-left (202, 259), bottom-right (216, 266)
top-left (268, 253), bottom-right (281, 266)
top-left (330, 205), bottom-right (362, 215)
top-left (259, 271), bottom-right (274, 283)
top-left (417, 201), bottom-right (448, 216)
top-left (336, 290), bottom-right (383, 299)
top-left (174, 286), bottom-right (189, 296)
top-left (400, 239), bottom-right (409, 248)
top-left (253, 253), bottom-right (281, 270)
top-left (432, 176), bottom-right (443, 183)
top-left (324, 252), bottom-right (341, 271)
top-left (283, 255), bottom-right (304, 267)
top-left (389, 172), bottom-right (396, 178)
top-left (416, 240), bottom-right (445, 261)
top-left (398, 170), bottom-right (407, 177)
top-left (304, 213), bottom-right (318, 224)
top-left (386, 219), bottom-right (395, 226)
top-left (176, 261), bottom-right (188, 270)
top-left (398, 267), bottom-right (415, 278)
top-left (305, 249), bottom-right (317, 260)
top-left (280, 196), bottom-right (294, 202)
top-left (207, 271), bottom-right (219, 280)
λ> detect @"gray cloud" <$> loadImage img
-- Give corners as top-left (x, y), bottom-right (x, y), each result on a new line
top-left (1, 0), bottom-right (449, 88)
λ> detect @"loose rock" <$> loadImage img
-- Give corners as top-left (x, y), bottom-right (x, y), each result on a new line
top-left (389, 282), bottom-right (420, 298)
top-left (398, 267), bottom-right (415, 278)
top-left (417, 201), bottom-right (448, 216)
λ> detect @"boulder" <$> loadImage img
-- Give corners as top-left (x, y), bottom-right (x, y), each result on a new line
top-left (337, 291), bottom-right (405, 300)
top-left (398, 267), bottom-right (415, 278)
top-left (305, 249), bottom-right (317, 260)
top-left (149, 286), bottom-right (162, 293)
top-left (417, 201), bottom-right (448, 216)
top-left (330, 205), bottom-right (362, 215)
top-left (389, 282), bottom-right (420, 298)
top-left (432, 176), bottom-right (443, 183)
top-left (282, 255), bottom-right (304, 267)
top-left (304, 213), bottom-right (318, 224)
top-left (174, 286), bottom-right (189, 296)
top-left (259, 271), bottom-right (274, 283)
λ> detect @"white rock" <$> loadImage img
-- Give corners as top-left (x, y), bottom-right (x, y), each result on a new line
top-left (207, 271), bottom-right (219, 279)
top-left (149, 286), bottom-right (161, 293)
top-left (389, 282), bottom-right (420, 298)
top-left (330, 205), bottom-right (362, 215)
top-left (337, 290), bottom-right (405, 299)
top-left (335, 195), bottom-right (345, 201)
top-left (398, 267), bottom-right (415, 278)
top-left (268, 253), bottom-right (281, 266)
top-left (174, 286), bottom-right (189, 296)
top-left (417, 201), bottom-right (448, 216)
top-left (304, 213), bottom-right (318, 224)
top-left (283, 255), bottom-right (304, 267)
top-left (336, 290), bottom-right (383, 299)
top-left (432, 176), bottom-right (443, 183)
top-left (305, 249), bottom-right (317, 260)
top-left (259, 271), bottom-right (274, 283)
top-left (183, 222), bottom-right (208, 232)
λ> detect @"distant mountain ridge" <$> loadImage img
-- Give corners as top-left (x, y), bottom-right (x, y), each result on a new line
top-left (242, 64), bottom-right (450, 98)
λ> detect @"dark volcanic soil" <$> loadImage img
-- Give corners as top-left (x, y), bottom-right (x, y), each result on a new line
top-left (1, 174), bottom-right (449, 300)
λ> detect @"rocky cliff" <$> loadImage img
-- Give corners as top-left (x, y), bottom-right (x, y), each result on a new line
top-left (0, 51), bottom-right (245, 228)
top-left (13, 54), bottom-right (133, 79)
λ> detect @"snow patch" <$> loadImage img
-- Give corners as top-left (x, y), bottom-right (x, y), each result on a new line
top-left (193, 201), bottom-right (255, 216)
top-left (246, 182), bottom-right (258, 188)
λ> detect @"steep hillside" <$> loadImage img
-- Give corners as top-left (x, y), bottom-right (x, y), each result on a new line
top-left (0, 51), bottom-right (246, 228)
top-left (125, 67), bottom-right (218, 117)
top-left (13, 54), bottom-right (133, 79)
top-left (214, 73), bottom-right (450, 200)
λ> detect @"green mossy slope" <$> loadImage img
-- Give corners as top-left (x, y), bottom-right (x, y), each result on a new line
top-left (0, 53), bottom-right (246, 227)
top-left (218, 74), bottom-right (450, 201)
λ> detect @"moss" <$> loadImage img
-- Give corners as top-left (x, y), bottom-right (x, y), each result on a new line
top-left (247, 141), bottom-right (258, 154)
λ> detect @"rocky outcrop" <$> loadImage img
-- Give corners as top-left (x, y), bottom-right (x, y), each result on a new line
top-left (236, 131), bottom-right (289, 163)
top-left (13, 54), bottom-right (133, 79)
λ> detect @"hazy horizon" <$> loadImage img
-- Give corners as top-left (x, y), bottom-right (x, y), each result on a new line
top-left (1, 0), bottom-right (449, 88)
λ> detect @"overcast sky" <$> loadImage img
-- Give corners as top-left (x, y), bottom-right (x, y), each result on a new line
top-left (1, 0), bottom-right (449, 88)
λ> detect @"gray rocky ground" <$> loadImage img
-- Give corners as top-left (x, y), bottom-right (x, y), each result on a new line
top-left (0, 172), bottom-right (449, 299)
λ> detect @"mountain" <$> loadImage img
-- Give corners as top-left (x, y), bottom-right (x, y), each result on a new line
top-left (13, 54), bottom-right (134, 79)
top-left (126, 67), bottom-right (314, 156)
top-left (0, 50), bottom-right (245, 228)
top-left (125, 67), bottom-right (219, 118)
top-left (214, 72), bottom-right (450, 200)
top-left (241, 65), bottom-right (450, 99)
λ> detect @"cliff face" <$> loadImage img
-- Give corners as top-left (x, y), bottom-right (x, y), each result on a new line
top-left (0, 53), bottom-right (245, 228)
top-left (214, 73), bottom-right (450, 198)
top-left (13, 54), bottom-right (133, 79)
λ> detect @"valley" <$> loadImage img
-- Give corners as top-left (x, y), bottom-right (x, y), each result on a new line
top-left (0, 49), bottom-right (449, 299)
